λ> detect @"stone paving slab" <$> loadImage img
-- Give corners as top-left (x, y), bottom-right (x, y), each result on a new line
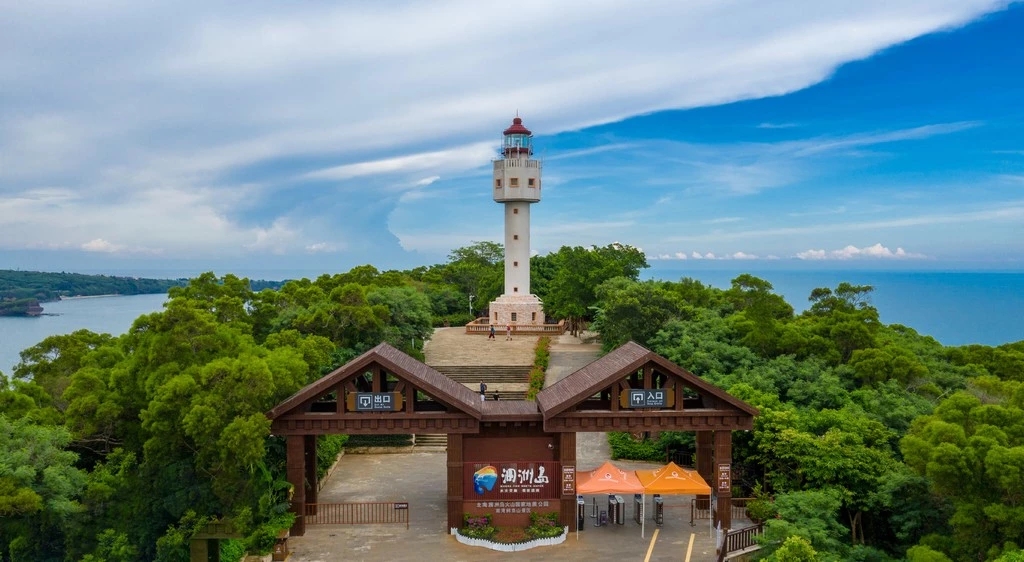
top-left (424, 327), bottom-right (538, 367)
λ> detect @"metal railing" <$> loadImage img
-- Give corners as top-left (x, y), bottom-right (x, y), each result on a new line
top-left (465, 319), bottom-right (566, 335)
top-left (303, 502), bottom-right (409, 528)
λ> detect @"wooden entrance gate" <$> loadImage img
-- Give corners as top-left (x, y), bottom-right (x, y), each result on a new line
top-left (304, 502), bottom-right (410, 528)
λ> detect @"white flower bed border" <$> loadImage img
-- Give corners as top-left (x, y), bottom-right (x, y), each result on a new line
top-left (451, 526), bottom-right (569, 552)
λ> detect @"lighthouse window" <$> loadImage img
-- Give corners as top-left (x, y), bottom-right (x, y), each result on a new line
top-left (511, 312), bottom-right (518, 320)
top-left (513, 235), bottom-right (519, 240)
top-left (513, 261), bottom-right (518, 267)
top-left (513, 208), bottom-right (518, 214)
top-left (528, 178), bottom-right (535, 187)
top-left (510, 178), bottom-right (519, 187)
top-left (495, 179), bottom-right (501, 188)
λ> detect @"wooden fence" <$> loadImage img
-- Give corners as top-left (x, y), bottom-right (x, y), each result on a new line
top-left (303, 502), bottom-right (410, 528)
top-left (690, 497), bottom-right (752, 526)
top-left (717, 523), bottom-right (764, 561)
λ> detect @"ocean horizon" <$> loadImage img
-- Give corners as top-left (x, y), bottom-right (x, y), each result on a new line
top-left (1, 268), bottom-right (1021, 375)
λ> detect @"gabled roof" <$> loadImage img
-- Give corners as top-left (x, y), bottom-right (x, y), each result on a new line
top-left (266, 342), bottom-right (483, 420)
top-left (535, 341), bottom-right (758, 419)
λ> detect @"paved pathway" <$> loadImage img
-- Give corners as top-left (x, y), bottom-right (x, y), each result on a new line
top-left (424, 327), bottom-right (538, 367)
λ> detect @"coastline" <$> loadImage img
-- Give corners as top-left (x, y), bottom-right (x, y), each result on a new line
top-left (58, 294), bottom-right (124, 301)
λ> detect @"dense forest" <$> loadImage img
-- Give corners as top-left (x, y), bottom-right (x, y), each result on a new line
top-left (1, 242), bottom-right (1022, 561)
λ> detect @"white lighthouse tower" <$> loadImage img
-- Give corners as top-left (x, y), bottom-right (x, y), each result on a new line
top-left (489, 116), bottom-right (545, 327)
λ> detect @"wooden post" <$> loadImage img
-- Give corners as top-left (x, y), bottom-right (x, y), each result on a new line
top-left (714, 430), bottom-right (733, 530)
top-left (286, 435), bottom-right (306, 536)
top-left (447, 433), bottom-right (464, 530)
top-left (304, 435), bottom-right (318, 508)
top-left (558, 432), bottom-right (577, 527)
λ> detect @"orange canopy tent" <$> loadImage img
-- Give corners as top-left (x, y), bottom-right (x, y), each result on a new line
top-left (576, 461), bottom-right (644, 494)
top-left (635, 461), bottom-right (713, 538)
top-left (635, 461), bottom-right (711, 495)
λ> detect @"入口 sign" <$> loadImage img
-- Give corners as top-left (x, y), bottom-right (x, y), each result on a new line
top-left (628, 389), bottom-right (666, 408)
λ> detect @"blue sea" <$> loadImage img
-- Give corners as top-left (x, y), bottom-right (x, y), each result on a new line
top-left (643, 266), bottom-right (1024, 348)
top-left (0, 269), bottom-right (1021, 375)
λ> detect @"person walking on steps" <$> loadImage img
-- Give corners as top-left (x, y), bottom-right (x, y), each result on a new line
top-left (506, 324), bottom-right (512, 341)
top-left (488, 325), bottom-right (495, 340)
top-left (479, 381), bottom-right (487, 402)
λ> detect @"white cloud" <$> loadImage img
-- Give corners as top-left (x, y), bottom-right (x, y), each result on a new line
top-left (796, 243), bottom-right (926, 260)
top-left (731, 251), bottom-right (759, 259)
top-left (757, 122), bottom-right (798, 129)
top-left (305, 242), bottom-right (337, 253)
top-left (81, 239), bottom-right (121, 253)
top-left (414, 175), bottom-right (441, 187)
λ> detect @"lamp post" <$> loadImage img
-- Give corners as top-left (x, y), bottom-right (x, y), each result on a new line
top-left (469, 295), bottom-right (475, 319)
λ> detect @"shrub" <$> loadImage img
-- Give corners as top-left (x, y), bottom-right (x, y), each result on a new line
top-left (461, 514), bottom-right (497, 540)
top-left (745, 483), bottom-right (777, 523)
top-left (345, 434), bottom-right (413, 447)
top-left (526, 337), bottom-right (552, 400)
top-left (316, 434), bottom-right (349, 480)
top-left (607, 432), bottom-right (664, 461)
top-left (526, 512), bottom-right (564, 540)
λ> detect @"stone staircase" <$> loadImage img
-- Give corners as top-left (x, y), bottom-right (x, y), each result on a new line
top-left (431, 365), bottom-right (530, 384)
top-left (414, 434), bottom-right (448, 448)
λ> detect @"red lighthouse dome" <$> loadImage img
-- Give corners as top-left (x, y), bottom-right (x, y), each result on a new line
top-left (503, 117), bottom-right (532, 136)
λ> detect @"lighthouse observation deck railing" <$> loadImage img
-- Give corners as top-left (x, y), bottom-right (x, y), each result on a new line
top-left (465, 318), bottom-right (566, 335)
top-left (493, 159), bottom-right (540, 170)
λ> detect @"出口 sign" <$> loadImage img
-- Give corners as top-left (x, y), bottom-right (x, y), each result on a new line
top-left (465, 462), bottom-right (558, 500)
top-left (350, 392), bottom-right (400, 412)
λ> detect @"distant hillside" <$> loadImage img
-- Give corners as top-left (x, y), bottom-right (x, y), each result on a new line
top-left (0, 269), bottom-right (187, 304)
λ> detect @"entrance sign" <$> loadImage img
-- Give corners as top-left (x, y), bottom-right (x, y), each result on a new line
top-left (465, 462), bottom-right (558, 499)
top-left (561, 466), bottom-right (576, 495)
top-left (628, 389), bottom-right (667, 408)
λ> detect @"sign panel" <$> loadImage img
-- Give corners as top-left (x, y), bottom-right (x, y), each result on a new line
top-left (464, 462), bottom-right (559, 500)
top-left (717, 463), bottom-right (731, 492)
top-left (627, 389), bottom-right (667, 408)
top-left (393, 502), bottom-right (409, 510)
top-left (561, 466), bottom-right (576, 495)
top-left (353, 392), bottom-right (398, 412)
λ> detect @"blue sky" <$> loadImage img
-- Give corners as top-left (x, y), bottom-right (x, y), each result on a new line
top-left (1, 1), bottom-right (1022, 277)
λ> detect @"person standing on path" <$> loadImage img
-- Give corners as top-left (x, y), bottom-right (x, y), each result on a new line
top-left (479, 381), bottom-right (487, 401)
top-left (506, 324), bottom-right (512, 341)
top-left (488, 325), bottom-right (495, 340)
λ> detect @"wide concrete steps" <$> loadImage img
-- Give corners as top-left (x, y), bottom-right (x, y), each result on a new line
top-left (415, 434), bottom-right (448, 447)
top-left (432, 365), bottom-right (531, 384)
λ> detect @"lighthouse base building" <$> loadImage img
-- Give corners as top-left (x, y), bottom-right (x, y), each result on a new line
top-left (489, 294), bottom-right (545, 327)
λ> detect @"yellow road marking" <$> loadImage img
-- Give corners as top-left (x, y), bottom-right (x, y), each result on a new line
top-left (643, 528), bottom-right (660, 562)
top-left (685, 532), bottom-right (695, 562)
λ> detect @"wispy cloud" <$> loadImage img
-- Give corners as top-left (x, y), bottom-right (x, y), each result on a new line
top-left (757, 122), bottom-right (798, 129)
top-left (666, 202), bottom-right (1024, 244)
